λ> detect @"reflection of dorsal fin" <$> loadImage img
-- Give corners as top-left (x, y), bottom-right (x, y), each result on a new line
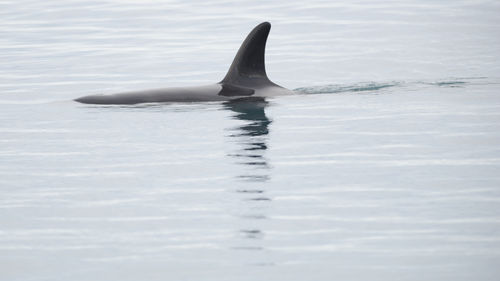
top-left (221, 22), bottom-right (272, 85)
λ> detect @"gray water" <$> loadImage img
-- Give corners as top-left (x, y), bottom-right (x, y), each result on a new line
top-left (1, 1), bottom-right (500, 280)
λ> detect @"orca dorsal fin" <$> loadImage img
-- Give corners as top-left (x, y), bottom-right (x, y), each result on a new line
top-left (221, 22), bottom-right (272, 85)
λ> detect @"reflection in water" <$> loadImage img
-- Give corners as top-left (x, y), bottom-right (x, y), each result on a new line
top-left (224, 97), bottom-right (272, 261)
top-left (240, 229), bottom-right (264, 239)
top-left (224, 97), bottom-right (272, 182)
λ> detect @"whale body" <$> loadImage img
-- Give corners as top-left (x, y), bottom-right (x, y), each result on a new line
top-left (75, 22), bottom-right (293, 105)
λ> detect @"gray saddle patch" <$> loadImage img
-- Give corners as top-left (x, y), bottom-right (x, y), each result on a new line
top-left (218, 84), bottom-right (255, 97)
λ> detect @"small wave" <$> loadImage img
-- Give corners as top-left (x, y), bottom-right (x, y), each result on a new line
top-left (294, 82), bottom-right (400, 94)
top-left (293, 77), bottom-right (488, 95)
top-left (422, 81), bottom-right (466, 87)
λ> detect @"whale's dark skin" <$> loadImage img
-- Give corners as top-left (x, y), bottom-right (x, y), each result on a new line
top-left (75, 22), bottom-right (293, 105)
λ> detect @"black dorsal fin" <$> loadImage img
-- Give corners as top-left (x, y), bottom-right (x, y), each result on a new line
top-left (221, 22), bottom-right (272, 85)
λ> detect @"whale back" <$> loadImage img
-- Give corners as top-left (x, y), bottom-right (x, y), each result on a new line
top-left (74, 22), bottom-right (292, 105)
top-left (221, 22), bottom-right (274, 87)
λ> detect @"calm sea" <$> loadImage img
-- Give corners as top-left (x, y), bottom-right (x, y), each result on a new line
top-left (1, 0), bottom-right (500, 280)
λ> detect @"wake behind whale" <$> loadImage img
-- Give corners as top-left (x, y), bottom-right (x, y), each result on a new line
top-left (75, 22), bottom-right (293, 105)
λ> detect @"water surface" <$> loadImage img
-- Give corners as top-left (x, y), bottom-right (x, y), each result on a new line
top-left (1, 0), bottom-right (500, 280)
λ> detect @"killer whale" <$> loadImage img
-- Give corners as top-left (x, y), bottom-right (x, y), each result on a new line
top-left (75, 22), bottom-right (293, 105)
